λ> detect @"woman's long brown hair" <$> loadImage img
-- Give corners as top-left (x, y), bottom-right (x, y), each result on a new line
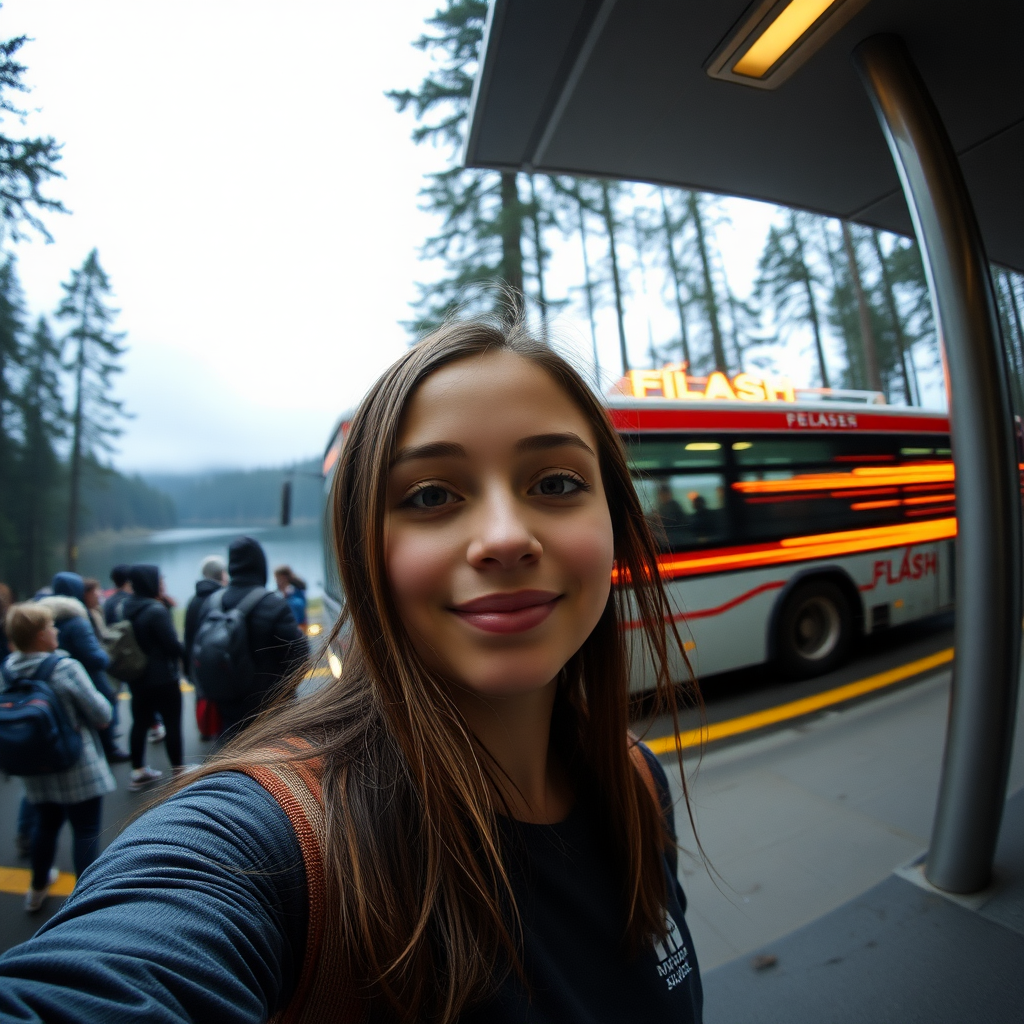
top-left (182, 317), bottom-right (699, 1022)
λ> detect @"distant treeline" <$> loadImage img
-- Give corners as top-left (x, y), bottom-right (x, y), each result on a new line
top-left (145, 459), bottom-right (322, 526)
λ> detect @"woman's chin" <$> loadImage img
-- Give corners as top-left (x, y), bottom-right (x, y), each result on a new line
top-left (448, 661), bottom-right (564, 702)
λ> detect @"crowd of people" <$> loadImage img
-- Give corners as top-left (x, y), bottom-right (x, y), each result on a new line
top-left (0, 537), bottom-right (310, 914)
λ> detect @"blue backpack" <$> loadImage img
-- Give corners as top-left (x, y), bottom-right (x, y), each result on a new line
top-left (0, 654), bottom-right (83, 776)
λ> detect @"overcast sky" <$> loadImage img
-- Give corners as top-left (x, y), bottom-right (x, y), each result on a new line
top-left (3, 0), bottom-right (448, 472)
top-left (3, 2), bottom-right (935, 474)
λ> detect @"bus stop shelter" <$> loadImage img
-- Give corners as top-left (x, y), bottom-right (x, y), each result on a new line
top-left (465, 0), bottom-right (1024, 1018)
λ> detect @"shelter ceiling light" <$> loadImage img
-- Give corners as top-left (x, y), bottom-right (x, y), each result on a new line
top-left (706, 0), bottom-right (870, 89)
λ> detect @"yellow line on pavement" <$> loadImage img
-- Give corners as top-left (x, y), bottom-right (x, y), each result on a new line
top-left (0, 867), bottom-right (76, 897)
top-left (646, 647), bottom-right (954, 756)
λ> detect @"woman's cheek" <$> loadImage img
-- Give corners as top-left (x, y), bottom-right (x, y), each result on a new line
top-left (554, 508), bottom-right (615, 601)
top-left (387, 527), bottom-right (452, 615)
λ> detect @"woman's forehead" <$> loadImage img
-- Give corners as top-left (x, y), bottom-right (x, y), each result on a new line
top-left (398, 351), bottom-right (595, 447)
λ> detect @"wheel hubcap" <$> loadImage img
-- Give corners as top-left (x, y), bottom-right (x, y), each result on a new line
top-left (792, 596), bottom-right (841, 660)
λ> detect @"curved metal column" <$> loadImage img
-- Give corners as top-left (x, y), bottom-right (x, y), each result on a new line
top-left (854, 34), bottom-right (1022, 894)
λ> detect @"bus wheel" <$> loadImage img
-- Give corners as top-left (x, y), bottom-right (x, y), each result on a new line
top-left (776, 579), bottom-right (852, 678)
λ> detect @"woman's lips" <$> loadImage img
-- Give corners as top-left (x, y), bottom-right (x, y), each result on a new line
top-left (451, 590), bottom-right (561, 634)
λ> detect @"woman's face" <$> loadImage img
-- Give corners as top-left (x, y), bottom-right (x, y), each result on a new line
top-left (385, 350), bottom-right (615, 700)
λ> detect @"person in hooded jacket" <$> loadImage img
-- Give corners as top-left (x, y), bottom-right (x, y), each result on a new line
top-left (213, 537), bottom-right (308, 738)
top-left (123, 565), bottom-right (185, 790)
top-left (37, 573), bottom-right (127, 764)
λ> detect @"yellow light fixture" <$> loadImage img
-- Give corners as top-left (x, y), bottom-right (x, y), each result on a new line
top-left (685, 442), bottom-right (722, 451)
top-left (706, 0), bottom-right (870, 90)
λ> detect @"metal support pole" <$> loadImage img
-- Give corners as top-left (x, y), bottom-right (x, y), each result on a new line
top-left (854, 35), bottom-right (1021, 894)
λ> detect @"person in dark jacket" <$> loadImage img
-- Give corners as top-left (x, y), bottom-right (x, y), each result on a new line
top-left (101, 564), bottom-right (132, 626)
top-left (214, 537), bottom-right (308, 738)
top-left (123, 564), bottom-right (185, 790)
top-left (183, 555), bottom-right (227, 672)
top-left (38, 573), bottom-right (127, 764)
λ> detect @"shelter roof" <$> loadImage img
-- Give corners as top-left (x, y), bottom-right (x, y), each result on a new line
top-left (464, 0), bottom-right (1023, 271)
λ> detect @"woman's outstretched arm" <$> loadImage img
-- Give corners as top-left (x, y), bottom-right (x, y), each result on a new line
top-left (0, 773), bottom-right (308, 1023)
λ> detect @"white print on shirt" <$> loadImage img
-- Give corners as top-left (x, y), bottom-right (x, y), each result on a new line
top-left (654, 912), bottom-right (692, 992)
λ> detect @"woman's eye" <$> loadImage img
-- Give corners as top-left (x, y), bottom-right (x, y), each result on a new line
top-left (407, 485), bottom-right (455, 509)
top-left (533, 474), bottom-right (585, 497)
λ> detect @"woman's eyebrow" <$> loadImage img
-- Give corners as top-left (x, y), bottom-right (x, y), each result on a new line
top-left (392, 441), bottom-right (467, 466)
top-left (514, 432), bottom-right (595, 456)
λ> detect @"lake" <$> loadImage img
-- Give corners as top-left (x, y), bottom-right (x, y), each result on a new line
top-left (77, 522), bottom-right (325, 607)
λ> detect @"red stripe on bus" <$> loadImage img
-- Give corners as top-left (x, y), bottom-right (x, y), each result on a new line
top-left (609, 406), bottom-right (951, 435)
top-left (623, 580), bottom-right (786, 630)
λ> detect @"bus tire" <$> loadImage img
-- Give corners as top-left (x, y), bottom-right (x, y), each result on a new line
top-left (775, 578), bottom-right (853, 679)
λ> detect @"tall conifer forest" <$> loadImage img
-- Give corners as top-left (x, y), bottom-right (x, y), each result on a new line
top-left (0, 31), bottom-right (172, 596)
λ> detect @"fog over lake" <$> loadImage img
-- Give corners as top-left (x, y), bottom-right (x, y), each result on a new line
top-left (78, 522), bottom-right (324, 607)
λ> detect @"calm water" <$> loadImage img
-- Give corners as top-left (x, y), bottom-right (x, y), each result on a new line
top-left (77, 522), bottom-right (325, 606)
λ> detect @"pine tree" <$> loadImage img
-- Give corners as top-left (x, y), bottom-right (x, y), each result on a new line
top-left (0, 255), bottom-right (26, 582)
top-left (389, 0), bottom-right (528, 332)
top-left (871, 230), bottom-right (918, 404)
top-left (755, 210), bottom-right (830, 387)
top-left (658, 189), bottom-right (693, 367)
top-left (839, 221), bottom-right (883, 392)
top-left (0, 33), bottom-right (66, 245)
top-left (686, 193), bottom-right (729, 374)
top-left (13, 317), bottom-right (65, 592)
top-left (598, 180), bottom-right (630, 373)
top-left (56, 250), bottom-right (128, 569)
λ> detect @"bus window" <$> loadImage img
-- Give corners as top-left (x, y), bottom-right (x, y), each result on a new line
top-left (732, 433), bottom-right (953, 541)
top-left (629, 438), bottom-right (726, 470)
top-left (633, 472), bottom-right (729, 551)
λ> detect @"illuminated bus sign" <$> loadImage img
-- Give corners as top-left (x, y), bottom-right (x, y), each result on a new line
top-left (621, 363), bottom-right (796, 402)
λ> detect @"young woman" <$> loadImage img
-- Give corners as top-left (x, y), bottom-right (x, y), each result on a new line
top-left (0, 319), bottom-right (703, 1023)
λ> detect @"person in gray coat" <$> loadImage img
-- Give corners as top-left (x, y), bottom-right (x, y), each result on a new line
top-left (2, 603), bottom-right (115, 913)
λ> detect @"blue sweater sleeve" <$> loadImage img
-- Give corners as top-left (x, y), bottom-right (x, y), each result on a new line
top-left (0, 773), bottom-right (308, 1023)
top-left (62, 616), bottom-right (110, 673)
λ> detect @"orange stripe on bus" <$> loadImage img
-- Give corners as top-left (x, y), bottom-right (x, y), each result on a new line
top-left (732, 462), bottom-right (954, 495)
top-left (630, 516), bottom-right (958, 581)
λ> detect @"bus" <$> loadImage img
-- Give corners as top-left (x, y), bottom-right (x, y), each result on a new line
top-left (320, 370), bottom-right (955, 685)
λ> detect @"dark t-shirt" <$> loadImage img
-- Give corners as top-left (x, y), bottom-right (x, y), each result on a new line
top-left (464, 775), bottom-right (703, 1023)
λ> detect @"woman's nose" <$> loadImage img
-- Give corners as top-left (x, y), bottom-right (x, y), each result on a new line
top-left (466, 489), bottom-right (541, 569)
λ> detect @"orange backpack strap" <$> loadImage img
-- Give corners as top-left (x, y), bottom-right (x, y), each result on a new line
top-left (628, 737), bottom-right (660, 807)
top-left (238, 752), bottom-right (362, 1024)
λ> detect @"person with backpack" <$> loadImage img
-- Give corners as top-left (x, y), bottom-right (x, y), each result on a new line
top-left (1, 603), bottom-right (114, 913)
top-left (38, 573), bottom-right (128, 764)
top-left (184, 555), bottom-right (228, 741)
top-left (122, 565), bottom-right (185, 790)
top-left (192, 537), bottom-right (307, 739)
top-left (101, 565), bottom-right (132, 626)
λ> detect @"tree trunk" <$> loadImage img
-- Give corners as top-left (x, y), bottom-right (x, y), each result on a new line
top-left (872, 231), bottom-right (917, 405)
top-left (841, 221), bottom-right (883, 393)
top-left (632, 211), bottom-right (657, 365)
top-left (66, 333), bottom-right (86, 571)
top-left (499, 172), bottom-right (524, 310)
top-left (528, 175), bottom-right (548, 343)
top-left (600, 181), bottom-right (629, 373)
top-left (687, 192), bottom-right (728, 372)
top-left (576, 193), bottom-right (601, 387)
top-left (725, 285), bottom-right (745, 372)
top-left (659, 189), bottom-right (691, 366)
top-left (790, 213), bottom-right (830, 388)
